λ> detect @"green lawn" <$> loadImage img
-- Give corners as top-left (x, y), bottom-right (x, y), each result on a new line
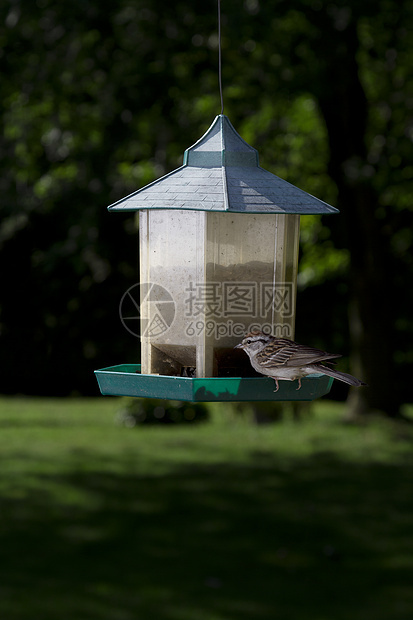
top-left (0, 396), bottom-right (412, 620)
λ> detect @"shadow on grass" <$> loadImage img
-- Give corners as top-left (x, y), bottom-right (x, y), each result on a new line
top-left (1, 450), bottom-right (413, 620)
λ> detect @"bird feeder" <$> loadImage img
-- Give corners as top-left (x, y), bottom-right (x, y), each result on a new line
top-left (95, 115), bottom-right (338, 401)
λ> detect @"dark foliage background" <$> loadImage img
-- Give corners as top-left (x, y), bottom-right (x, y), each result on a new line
top-left (1, 0), bottom-right (412, 411)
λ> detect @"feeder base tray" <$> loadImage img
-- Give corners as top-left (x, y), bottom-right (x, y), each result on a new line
top-left (95, 364), bottom-right (333, 402)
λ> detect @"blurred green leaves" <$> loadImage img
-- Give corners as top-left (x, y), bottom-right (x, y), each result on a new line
top-left (0, 0), bottom-right (412, 397)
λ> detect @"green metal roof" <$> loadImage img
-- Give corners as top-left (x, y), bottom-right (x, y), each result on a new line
top-left (108, 115), bottom-right (338, 215)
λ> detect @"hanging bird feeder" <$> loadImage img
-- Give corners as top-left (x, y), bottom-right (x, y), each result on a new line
top-left (95, 114), bottom-right (339, 401)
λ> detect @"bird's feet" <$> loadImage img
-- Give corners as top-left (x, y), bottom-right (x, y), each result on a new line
top-left (273, 378), bottom-right (280, 392)
top-left (296, 378), bottom-right (302, 391)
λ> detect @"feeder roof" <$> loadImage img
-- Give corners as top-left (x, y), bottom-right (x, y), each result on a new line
top-left (108, 115), bottom-right (338, 215)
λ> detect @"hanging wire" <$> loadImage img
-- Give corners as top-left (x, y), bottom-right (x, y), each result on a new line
top-left (218, 0), bottom-right (224, 115)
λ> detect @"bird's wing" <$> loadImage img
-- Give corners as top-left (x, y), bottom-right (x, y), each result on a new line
top-left (255, 339), bottom-right (297, 368)
top-left (256, 339), bottom-right (341, 369)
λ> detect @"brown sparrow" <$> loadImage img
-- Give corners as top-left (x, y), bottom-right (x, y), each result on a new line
top-left (235, 331), bottom-right (366, 391)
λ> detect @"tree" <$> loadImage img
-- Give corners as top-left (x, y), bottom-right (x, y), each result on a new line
top-left (0, 0), bottom-right (412, 412)
top-left (223, 0), bottom-right (413, 417)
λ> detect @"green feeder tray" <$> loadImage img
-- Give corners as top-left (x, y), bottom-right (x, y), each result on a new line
top-left (94, 364), bottom-right (333, 402)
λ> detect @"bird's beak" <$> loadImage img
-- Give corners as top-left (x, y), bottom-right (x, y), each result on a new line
top-left (234, 343), bottom-right (244, 349)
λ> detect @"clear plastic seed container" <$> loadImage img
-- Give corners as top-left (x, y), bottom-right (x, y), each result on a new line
top-left (139, 209), bottom-right (299, 377)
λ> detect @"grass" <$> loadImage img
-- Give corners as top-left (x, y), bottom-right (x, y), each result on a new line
top-left (0, 396), bottom-right (413, 620)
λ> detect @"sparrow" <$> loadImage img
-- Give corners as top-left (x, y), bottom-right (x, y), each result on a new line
top-left (235, 331), bottom-right (366, 391)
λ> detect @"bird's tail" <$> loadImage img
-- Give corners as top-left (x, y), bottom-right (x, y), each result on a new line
top-left (312, 364), bottom-right (367, 387)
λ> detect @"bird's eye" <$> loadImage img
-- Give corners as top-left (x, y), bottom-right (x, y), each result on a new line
top-left (246, 339), bottom-right (252, 345)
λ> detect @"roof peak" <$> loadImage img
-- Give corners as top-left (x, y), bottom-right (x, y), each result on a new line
top-left (183, 115), bottom-right (259, 167)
